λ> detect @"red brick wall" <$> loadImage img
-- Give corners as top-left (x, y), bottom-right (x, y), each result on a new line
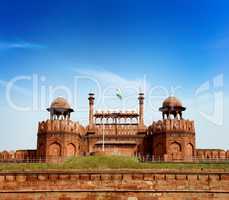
top-left (0, 150), bottom-right (37, 161)
top-left (197, 149), bottom-right (228, 160)
top-left (0, 169), bottom-right (228, 200)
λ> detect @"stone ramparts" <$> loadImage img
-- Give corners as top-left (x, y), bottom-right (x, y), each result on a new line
top-left (38, 120), bottom-right (85, 135)
top-left (0, 169), bottom-right (228, 199)
top-left (148, 119), bottom-right (195, 134)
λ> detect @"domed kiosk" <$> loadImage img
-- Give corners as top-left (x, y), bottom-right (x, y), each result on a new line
top-left (159, 96), bottom-right (186, 120)
top-left (47, 97), bottom-right (74, 120)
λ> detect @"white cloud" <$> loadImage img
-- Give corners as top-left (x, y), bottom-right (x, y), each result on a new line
top-left (74, 68), bottom-right (150, 93)
top-left (0, 41), bottom-right (46, 50)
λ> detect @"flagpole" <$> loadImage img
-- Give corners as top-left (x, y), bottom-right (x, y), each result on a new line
top-left (102, 119), bottom-right (104, 152)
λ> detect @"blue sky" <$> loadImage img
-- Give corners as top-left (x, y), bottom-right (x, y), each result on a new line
top-left (0, 0), bottom-right (228, 150)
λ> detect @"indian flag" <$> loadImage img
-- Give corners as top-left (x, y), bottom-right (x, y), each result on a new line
top-left (116, 88), bottom-right (123, 100)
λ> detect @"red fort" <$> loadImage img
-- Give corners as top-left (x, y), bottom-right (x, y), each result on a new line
top-left (1, 93), bottom-right (228, 162)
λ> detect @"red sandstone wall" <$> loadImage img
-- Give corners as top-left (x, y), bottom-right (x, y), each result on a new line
top-left (0, 169), bottom-right (228, 200)
top-left (197, 149), bottom-right (229, 160)
top-left (0, 150), bottom-right (37, 161)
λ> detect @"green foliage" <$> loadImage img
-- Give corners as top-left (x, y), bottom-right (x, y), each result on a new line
top-left (0, 156), bottom-right (228, 171)
top-left (63, 155), bottom-right (140, 169)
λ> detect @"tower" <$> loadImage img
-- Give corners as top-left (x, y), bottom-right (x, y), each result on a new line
top-left (138, 93), bottom-right (144, 127)
top-left (37, 97), bottom-right (85, 161)
top-left (148, 96), bottom-right (196, 161)
top-left (88, 93), bottom-right (95, 128)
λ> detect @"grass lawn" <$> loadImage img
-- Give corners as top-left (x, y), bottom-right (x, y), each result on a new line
top-left (0, 156), bottom-right (229, 171)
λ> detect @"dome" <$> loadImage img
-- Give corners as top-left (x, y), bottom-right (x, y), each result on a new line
top-left (47, 97), bottom-right (74, 112)
top-left (162, 96), bottom-right (183, 108)
top-left (50, 97), bottom-right (71, 109)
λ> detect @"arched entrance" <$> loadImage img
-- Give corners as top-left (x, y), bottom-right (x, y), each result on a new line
top-left (48, 142), bottom-right (61, 157)
top-left (169, 142), bottom-right (181, 160)
top-left (66, 143), bottom-right (76, 157)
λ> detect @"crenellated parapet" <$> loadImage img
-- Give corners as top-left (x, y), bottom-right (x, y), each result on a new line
top-left (38, 120), bottom-right (85, 135)
top-left (148, 119), bottom-right (195, 135)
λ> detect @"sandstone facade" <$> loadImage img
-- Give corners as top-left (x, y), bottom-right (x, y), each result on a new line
top-left (0, 94), bottom-right (228, 162)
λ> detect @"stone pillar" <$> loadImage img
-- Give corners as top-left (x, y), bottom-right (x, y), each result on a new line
top-left (138, 93), bottom-right (144, 126)
top-left (50, 109), bottom-right (54, 120)
top-left (179, 111), bottom-right (183, 119)
top-left (88, 93), bottom-right (95, 127)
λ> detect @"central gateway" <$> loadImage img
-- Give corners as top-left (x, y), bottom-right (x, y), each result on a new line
top-left (84, 93), bottom-right (147, 156)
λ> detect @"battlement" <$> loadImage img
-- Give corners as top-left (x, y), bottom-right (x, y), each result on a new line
top-left (38, 120), bottom-right (85, 135)
top-left (94, 110), bottom-right (139, 118)
top-left (148, 119), bottom-right (195, 135)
